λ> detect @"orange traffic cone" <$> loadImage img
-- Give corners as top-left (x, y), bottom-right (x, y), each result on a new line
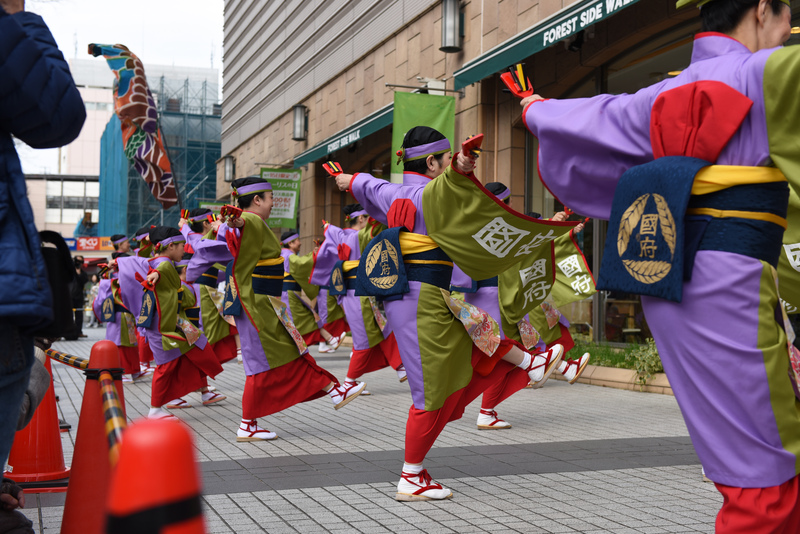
top-left (3, 357), bottom-right (70, 489)
top-left (105, 418), bottom-right (206, 534)
top-left (61, 340), bottom-right (126, 534)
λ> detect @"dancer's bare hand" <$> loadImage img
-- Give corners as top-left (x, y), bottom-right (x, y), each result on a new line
top-left (456, 152), bottom-right (476, 174)
top-left (520, 94), bottom-right (545, 107)
top-left (226, 216), bottom-right (244, 229)
top-left (335, 173), bottom-right (352, 191)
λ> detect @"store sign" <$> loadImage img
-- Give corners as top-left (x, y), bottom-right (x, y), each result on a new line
top-left (75, 236), bottom-right (115, 251)
top-left (64, 238), bottom-right (77, 251)
top-left (542, 0), bottom-right (634, 46)
top-left (453, 0), bottom-right (643, 90)
top-left (261, 168), bottom-right (301, 228)
top-left (326, 129), bottom-right (361, 154)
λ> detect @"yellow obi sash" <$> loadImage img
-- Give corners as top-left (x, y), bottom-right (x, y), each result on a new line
top-left (398, 232), bottom-right (453, 267)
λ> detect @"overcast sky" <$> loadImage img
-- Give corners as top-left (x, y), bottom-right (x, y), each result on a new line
top-left (18, 0), bottom-right (224, 174)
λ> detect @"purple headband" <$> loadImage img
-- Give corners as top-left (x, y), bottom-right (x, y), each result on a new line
top-left (156, 235), bottom-right (186, 248)
top-left (398, 139), bottom-right (452, 163)
top-left (135, 233), bottom-right (148, 241)
top-left (348, 210), bottom-right (368, 219)
top-left (494, 188), bottom-right (511, 201)
top-left (281, 233), bottom-right (299, 244)
top-left (112, 236), bottom-right (129, 245)
top-left (232, 182), bottom-right (272, 197)
top-left (188, 213), bottom-right (211, 222)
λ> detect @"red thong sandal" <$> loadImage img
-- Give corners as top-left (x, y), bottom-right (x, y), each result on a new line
top-left (395, 469), bottom-right (453, 501)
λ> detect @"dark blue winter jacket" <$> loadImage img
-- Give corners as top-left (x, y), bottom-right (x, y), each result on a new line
top-left (0, 7), bottom-right (85, 328)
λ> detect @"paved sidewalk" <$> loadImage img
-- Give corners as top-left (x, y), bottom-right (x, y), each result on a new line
top-left (19, 328), bottom-right (720, 533)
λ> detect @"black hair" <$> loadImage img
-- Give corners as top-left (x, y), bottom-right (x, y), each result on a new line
top-left (401, 126), bottom-right (449, 175)
top-left (343, 203), bottom-right (365, 216)
top-left (110, 234), bottom-right (127, 250)
top-left (526, 211), bottom-right (542, 219)
top-left (701, 0), bottom-right (785, 33)
top-left (485, 182), bottom-right (510, 205)
top-left (188, 207), bottom-right (212, 233)
top-left (134, 226), bottom-right (150, 239)
top-left (281, 229), bottom-right (298, 247)
top-left (111, 251), bottom-right (129, 259)
top-left (149, 226), bottom-right (182, 247)
top-left (231, 176), bottom-right (269, 209)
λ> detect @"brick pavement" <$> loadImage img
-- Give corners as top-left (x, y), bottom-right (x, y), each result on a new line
top-left (18, 328), bottom-right (721, 533)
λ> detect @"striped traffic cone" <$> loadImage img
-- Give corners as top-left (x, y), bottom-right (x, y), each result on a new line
top-left (105, 418), bottom-right (206, 533)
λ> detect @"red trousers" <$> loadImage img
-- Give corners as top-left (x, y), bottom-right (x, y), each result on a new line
top-left (715, 475), bottom-right (800, 533)
top-left (242, 353), bottom-right (337, 420)
top-left (347, 333), bottom-right (403, 379)
top-left (150, 343), bottom-right (222, 407)
top-left (136, 331), bottom-right (153, 364)
top-left (404, 348), bottom-right (526, 464)
top-left (118, 345), bottom-right (140, 375)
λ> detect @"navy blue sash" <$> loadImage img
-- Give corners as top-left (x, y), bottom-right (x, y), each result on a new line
top-left (253, 263), bottom-right (283, 297)
top-left (597, 156), bottom-right (709, 303)
top-left (282, 273), bottom-right (302, 292)
top-left (185, 306), bottom-right (201, 328)
top-left (196, 266), bottom-right (219, 288)
top-left (689, 181), bottom-right (788, 269)
top-left (355, 227), bottom-right (409, 301)
top-left (222, 260), bottom-right (242, 316)
top-left (404, 248), bottom-right (453, 290)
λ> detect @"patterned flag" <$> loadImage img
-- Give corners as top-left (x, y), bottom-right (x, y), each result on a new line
top-left (89, 43), bottom-right (178, 209)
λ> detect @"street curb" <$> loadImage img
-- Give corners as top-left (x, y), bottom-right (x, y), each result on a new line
top-left (551, 365), bottom-right (673, 396)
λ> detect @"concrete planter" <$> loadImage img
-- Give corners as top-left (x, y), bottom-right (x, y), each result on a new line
top-left (551, 364), bottom-right (673, 396)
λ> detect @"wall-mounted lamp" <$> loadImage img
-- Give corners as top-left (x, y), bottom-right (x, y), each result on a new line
top-left (223, 154), bottom-right (235, 182)
top-left (292, 104), bottom-right (308, 141)
top-left (440, 0), bottom-right (462, 53)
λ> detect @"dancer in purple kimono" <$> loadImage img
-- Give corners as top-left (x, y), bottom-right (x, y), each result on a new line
top-left (451, 182), bottom-right (591, 430)
top-left (522, 0), bottom-right (800, 529)
top-left (335, 126), bottom-right (564, 501)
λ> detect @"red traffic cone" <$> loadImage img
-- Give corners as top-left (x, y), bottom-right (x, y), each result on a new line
top-left (3, 357), bottom-right (70, 489)
top-left (105, 419), bottom-right (206, 534)
top-left (61, 340), bottom-right (126, 534)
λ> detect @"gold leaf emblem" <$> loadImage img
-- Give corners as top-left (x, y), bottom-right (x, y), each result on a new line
top-left (138, 293), bottom-right (153, 325)
top-left (332, 268), bottom-right (344, 292)
top-left (367, 239), bottom-right (400, 289)
top-left (617, 193), bottom-right (674, 285)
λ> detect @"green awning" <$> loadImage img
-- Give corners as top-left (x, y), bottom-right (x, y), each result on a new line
top-left (453, 0), bottom-right (642, 90)
top-left (293, 103), bottom-right (394, 168)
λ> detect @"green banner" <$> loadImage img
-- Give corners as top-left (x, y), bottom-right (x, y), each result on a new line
top-left (261, 168), bottom-right (302, 228)
top-left (391, 92), bottom-right (456, 182)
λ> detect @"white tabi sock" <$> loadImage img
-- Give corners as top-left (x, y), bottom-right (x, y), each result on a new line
top-left (558, 361), bottom-right (568, 374)
top-left (402, 463), bottom-right (423, 475)
top-left (518, 352), bottom-right (532, 371)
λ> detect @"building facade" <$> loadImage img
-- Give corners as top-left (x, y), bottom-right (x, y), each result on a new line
top-left (218, 0), bottom-right (800, 343)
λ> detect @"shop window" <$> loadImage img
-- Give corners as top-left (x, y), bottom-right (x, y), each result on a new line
top-left (523, 21), bottom-right (702, 343)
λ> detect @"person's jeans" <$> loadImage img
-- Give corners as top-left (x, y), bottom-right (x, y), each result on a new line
top-left (0, 323), bottom-right (34, 468)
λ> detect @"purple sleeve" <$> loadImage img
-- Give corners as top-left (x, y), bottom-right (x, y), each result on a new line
top-left (350, 173), bottom-right (405, 225)
top-left (309, 225), bottom-right (346, 286)
top-left (522, 86), bottom-right (662, 220)
top-left (450, 264), bottom-right (473, 289)
top-left (116, 256), bottom-right (150, 317)
top-left (186, 238), bottom-right (232, 282)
